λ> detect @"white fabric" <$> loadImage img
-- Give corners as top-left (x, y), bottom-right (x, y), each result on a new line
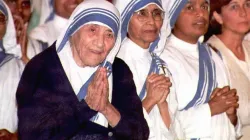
top-left (0, 57), bottom-right (24, 133)
top-left (117, 38), bottom-right (179, 140)
top-left (56, 0), bottom-right (121, 128)
top-left (27, 14), bottom-right (68, 59)
top-left (1, 1), bottom-right (21, 58)
top-left (0, 0), bottom-right (24, 133)
top-left (160, 35), bottom-right (239, 140)
top-left (114, 0), bottom-right (171, 55)
top-left (114, 0), bottom-right (177, 139)
top-left (207, 35), bottom-right (250, 140)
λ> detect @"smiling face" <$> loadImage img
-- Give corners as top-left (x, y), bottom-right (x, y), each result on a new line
top-left (70, 24), bottom-right (116, 67)
top-left (173, 0), bottom-right (209, 43)
top-left (214, 0), bottom-right (250, 35)
top-left (128, 4), bottom-right (163, 49)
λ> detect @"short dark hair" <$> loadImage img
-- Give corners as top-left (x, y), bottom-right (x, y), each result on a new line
top-left (204, 0), bottom-right (231, 41)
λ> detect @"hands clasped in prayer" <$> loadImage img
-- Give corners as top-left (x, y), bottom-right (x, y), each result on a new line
top-left (143, 73), bottom-right (172, 113)
top-left (86, 67), bottom-right (121, 127)
top-left (209, 86), bottom-right (239, 125)
top-left (86, 68), bottom-right (109, 114)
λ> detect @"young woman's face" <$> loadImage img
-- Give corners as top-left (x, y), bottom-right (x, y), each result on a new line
top-left (174, 0), bottom-right (209, 43)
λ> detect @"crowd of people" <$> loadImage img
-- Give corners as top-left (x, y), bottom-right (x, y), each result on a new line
top-left (0, 0), bottom-right (249, 139)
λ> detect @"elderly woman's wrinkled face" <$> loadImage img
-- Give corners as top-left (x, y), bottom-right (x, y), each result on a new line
top-left (128, 4), bottom-right (163, 49)
top-left (0, 12), bottom-right (7, 40)
top-left (214, 0), bottom-right (250, 34)
top-left (70, 24), bottom-right (116, 67)
top-left (55, 0), bottom-right (78, 19)
top-left (17, 0), bottom-right (31, 24)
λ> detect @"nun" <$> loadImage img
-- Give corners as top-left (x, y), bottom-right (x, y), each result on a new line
top-left (27, 0), bottom-right (78, 59)
top-left (113, 0), bottom-right (179, 139)
top-left (16, 0), bottom-right (149, 139)
top-left (160, 0), bottom-right (241, 139)
top-left (0, 0), bottom-right (24, 139)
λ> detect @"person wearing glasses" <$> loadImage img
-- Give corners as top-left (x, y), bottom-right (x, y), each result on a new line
top-left (160, 0), bottom-right (241, 139)
top-left (0, 0), bottom-right (25, 139)
top-left (113, 0), bottom-right (179, 139)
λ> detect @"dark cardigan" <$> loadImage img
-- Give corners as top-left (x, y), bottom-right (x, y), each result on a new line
top-left (16, 44), bottom-right (149, 140)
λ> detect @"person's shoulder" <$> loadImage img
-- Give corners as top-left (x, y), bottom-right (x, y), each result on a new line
top-left (26, 44), bottom-right (57, 70)
top-left (112, 57), bottom-right (133, 79)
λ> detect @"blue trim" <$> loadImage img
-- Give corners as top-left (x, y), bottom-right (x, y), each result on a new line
top-left (0, 1), bottom-right (8, 17)
top-left (121, 0), bottom-right (162, 41)
top-left (57, 12), bottom-right (119, 52)
top-left (45, 0), bottom-right (55, 23)
top-left (182, 43), bottom-right (216, 110)
top-left (169, 0), bottom-right (188, 28)
top-left (77, 61), bottom-right (112, 101)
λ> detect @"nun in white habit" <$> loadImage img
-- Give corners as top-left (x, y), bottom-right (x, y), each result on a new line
top-left (27, 0), bottom-right (78, 59)
top-left (113, 0), bottom-right (179, 139)
top-left (16, 0), bottom-right (149, 139)
top-left (160, 0), bottom-right (242, 139)
top-left (0, 0), bottom-right (24, 138)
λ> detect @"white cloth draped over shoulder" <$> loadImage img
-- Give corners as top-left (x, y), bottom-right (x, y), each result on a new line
top-left (55, 0), bottom-right (121, 128)
top-left (0, 0), bottom-right (24, 133)
top-left (113, 0), bottom-right (178, 140)
top-left (207, 35), bottom-right (250, 140)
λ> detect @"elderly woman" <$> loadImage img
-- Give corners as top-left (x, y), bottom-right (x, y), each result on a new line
top-left (0, 0), bottom-right (24, 139)
top-left (160, 0), bottom-right (241, 139)
top-left (16, 0), bottom-right (149, 139)
top-left (113, 0), bottom-right (178, 139)
top-left (206, 0), bottom-right (250, 139)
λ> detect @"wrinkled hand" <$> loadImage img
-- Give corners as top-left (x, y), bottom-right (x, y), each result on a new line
top-left (0, 129), bottom-right (17, 140)
top-left (209, 86), bottom-right (239, 116)
top-left (85, 68), bottom-right (109, 114)
top-left (145, 73), bottom-right (172, 105)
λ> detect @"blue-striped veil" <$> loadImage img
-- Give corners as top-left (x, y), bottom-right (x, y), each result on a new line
top-left (166, 0), bottom-right (214, 110)
top-left (114, 0), bottom-right (172, 100)
top-left (0, 0), bottom-right (16, 66)
top-left (56, 0), bottom-right (121, 102)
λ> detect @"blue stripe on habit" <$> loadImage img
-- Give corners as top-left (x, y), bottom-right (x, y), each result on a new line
top-left (183, 43), bottom-right (216, 110)
top-left (57, 9), bottom-right (119, 52)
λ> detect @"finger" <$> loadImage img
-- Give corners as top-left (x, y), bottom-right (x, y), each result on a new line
top-left (221, 86), bottom-right (230, 93)
top-left (150, 74), bottom-right (166, 83)
top-left (152, 79), bottom-right (172, 89)
top-left (225, 89), bottom-right (237, 98)
top-left (147, 73), bottom-right (158, 83)
top-left (210, 88), bottom-right (221, 99)
top-left (102, 70), bottom-right (109, 98)
top-left (92, 69), bottom-right (103, 90)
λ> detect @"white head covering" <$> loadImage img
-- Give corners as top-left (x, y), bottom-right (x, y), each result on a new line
top-left (167, 0), bottom-right (210, 29)
top-left (56, 0), bottom-right (121, 127)
top-left (114, 0), bottom-right (170, 55)
top-left (0, 0), bottom-right (21, 57)
top-left (56, 0), bottom-right (120, 65)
